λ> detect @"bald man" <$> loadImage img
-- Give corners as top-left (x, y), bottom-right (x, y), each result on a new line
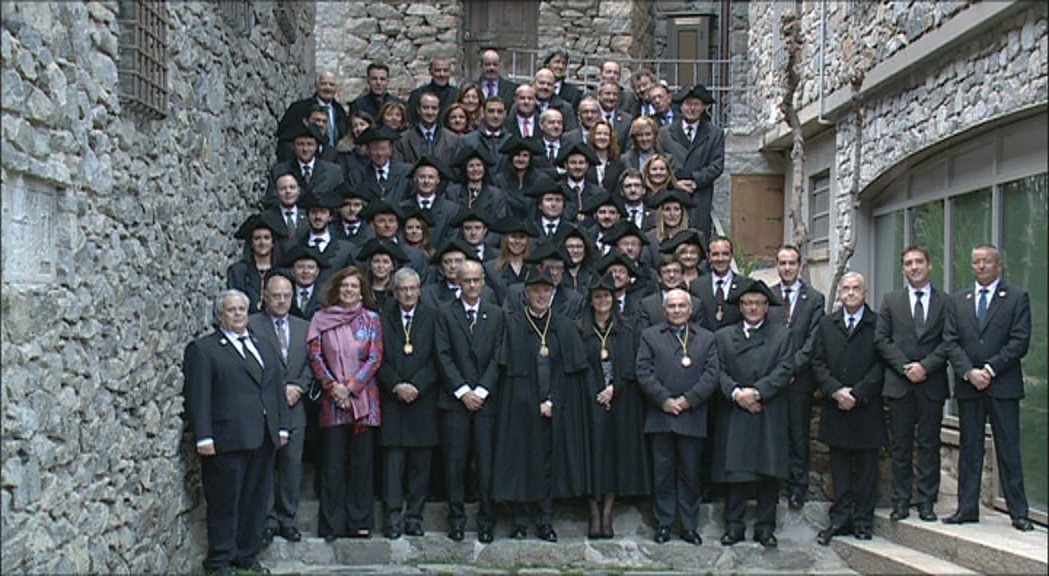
top-left (277, 70), bottom-right (348, 149)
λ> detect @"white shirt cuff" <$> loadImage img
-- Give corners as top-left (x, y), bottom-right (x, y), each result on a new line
top-left (474, 386), bottom-right (490, 400)
top-left (454, 385), bottom-right (471, 399)
top-left (196, 438), bottom-right (214, 447)
top-left (983, 363), bottom-right (996, 378)
top-left (280, 430), bottom-right (289, 439)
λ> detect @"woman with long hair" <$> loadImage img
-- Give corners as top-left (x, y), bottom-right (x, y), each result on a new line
top-left (641, 153), bottom-right (677, 196)
top-left (587, 119), bottom-right (625, 193)
top-left (358, 238), bottom-right (410, 311)
top-left (378, 101), bottom-right (409, 133)
top-left (443, 103), bottom-right (471, 136)
top-left (645, 188), bottom-right (693, 265)
top-left (455, 83), bottom-right (485, 131)
top-left (227, 211), bottom-right (287, 312)
top-left (621, 116), bottom-right (660, 173)
top-left (579, 273), bottom-right (650, 539)
top-left (494, 137), bottom-right (546, 221)
top-left (491, 215), bottom-right (535, 291)
top-left (307, 266), bottom-right (383, 541)
top-left (399, 205), bottom-right (436, 258)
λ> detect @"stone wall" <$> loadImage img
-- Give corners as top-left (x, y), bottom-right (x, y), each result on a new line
top-left (314, 1), bottom-right (462, 103)
top-left (539, 0), bottom-right (651, 78)
top-left (0, 1), bottom-right (315, 572)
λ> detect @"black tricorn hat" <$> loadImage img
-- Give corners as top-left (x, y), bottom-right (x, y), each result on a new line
top-left (491, 215), bottom-right (538, 237)
top-left (500, 136), bottom-right (544, 156)
top-left (356, 125), bottom-right (401, 144)
top-left (399, 203), bottom-right (436, 227)
top-left (553, 223), bottom-right (596, 255)
top-left (524, 265), bottom-right (556, 287)
top-left (453, 207), bottom-right (493, 228)
top-left (602, 220), bottom-right (648, 245)
top-left (555, 141), bottom-right (598, 167)
top-left (659, 228), bottom-right (707, 258)
top-left (587, 271), bottom-right (618, 295)
top-left (580, 190), bottom-right (626, 215)
top-left (525, 240), bottom-right (568, 264)
top-left (673, 83), bottom-right (716, 105)
top-left (299, 190), bottom-right (343, 210)
top-left (430, 238), bottom-right (481, 265)
top-left (728, 278), bottom-right (781, 306)
top-left (356, 238), bottom-right (409, 264)
top-left (409, 154), bottom-right (453, 180)
top-left (334, 181), bottom-right (375, 202)
top-left (283, 122), bottom-right (325, 144)
top-left (234, 211), bottom-right (288, 240)
top-left (595, 249), bottom-right (639, 276)
top-left (523, 175), bottom-right (569, 199)
top-left (451, 144), bottom-right (494, 168)
top-left (359, 198), bottom-right (403, 221)
top-left (646, 187), bottom-right (696, 209)
top-left (278, 244), bottom-right (330, 269)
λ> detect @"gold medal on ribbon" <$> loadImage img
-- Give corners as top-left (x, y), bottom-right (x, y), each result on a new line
top-left (600, 348), bottom-right (609, 360)
top-left (576, 213), bottom-right (586, 222)
top-left (681, 355), bottom-right (692, 367)
top-left (403, 343), bottom-right (414, 355)
top-left (674, 325), bottom-right (691, 368)
top-left (539, 345), bottom-right (550, 357)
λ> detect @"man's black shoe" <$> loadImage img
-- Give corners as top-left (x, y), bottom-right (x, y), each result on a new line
top-left (890, 503), bottom-right (910, 521)
top-left (278, 525), bottom-right (302, 542)
top-left (942, 512), bottom-right (979, 525)
top-left (788, 490), bottom-right (806, 511)
top-left (720, 529), bottom-right (744, 546)
top-left (405, 524), bottom-right (424, 537)
top-left (384, 527), bottom-right (402, 540)
top-left (754, 531), bottom-right (778, 548)
top-left (537, 524), bottom-right (557, 542)
top-left (1013, 517), bottom-right (1035, 532)
top-left (918, 503), bottom-right (937, 522)
top-left (653, 526), bottom-right (671, 544)
top-left (260, 526), bottom-right (276, 549)
top-left (447, 527), bottom-right (464, 541)
top-left (478, 527), bottom-right (494, 543)
top-left (509, 525), bottom-right (527, 540)
top-left (853, 525), bottom-right (873, 540)
top-left (816, 527), bottom-right (835, 546)
top-left (681, 530), bottom-right (702, 545)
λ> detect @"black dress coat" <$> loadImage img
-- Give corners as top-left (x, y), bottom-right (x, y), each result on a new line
top-left (712, 321), bottom-right (794, 482)
top-left (375, 301), bottom-right (440, 448)
top-left (581, 314), bottom-right (651, 496)
top-left (492, 308), bottom-right (591, 501)
top-left (657, 119), bottom-right (724, 241)
top-left (813, 306), bottom-right (889, 450)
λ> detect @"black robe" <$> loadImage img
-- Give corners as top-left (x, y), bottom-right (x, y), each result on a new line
top-left (581, 314), bottom-right (651, 497)
top-left (493, 308), bottom-right (591, 501)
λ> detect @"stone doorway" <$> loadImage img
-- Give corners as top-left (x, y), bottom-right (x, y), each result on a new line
top-left (462, 0), bottom-right (539, 80)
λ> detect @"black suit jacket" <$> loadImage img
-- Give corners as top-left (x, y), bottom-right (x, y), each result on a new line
top-left (477, 76), bottom-right (518, 104)
top-left (636, 290), bottom-right (703, 331)
top-left (349, 161), bottom-right (413, 203)
top-left (435, 298), bottom-right (505, 414)
top-left (394, 124), bottom-right (462, 167)
top-left (692, 273), bottom-right (750, 331)
top-left (376, 302), bottom-right (440, 447)
top-left (636, 321), bottom-right (720, 437)
top-left (248, 313), bottom-right (312, 429)
top-left (944, 282), bottom-right (1031, 400)
top-left (349, 91), bottom-right (405, 121)
top-left (266, 159), bottom-right (345, 203)
top-left (400, 196), bottom-right (462, 243)
top-left (183, 328), bottom-right (288, 453)
top-left (876, 286), bottom-right (949, 401)
top-left (767, 282), bottom-right (826, 387)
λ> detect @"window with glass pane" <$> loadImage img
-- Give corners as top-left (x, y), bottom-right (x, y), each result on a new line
top-left (810, 171), bottom-right (831, 250)
top-left (910, 200), bottom-right (946, 291)
top-left (874, 211), bottom-right (904, 304)
top-left (949, 188), bottom-right (992, 291)
top-left (1003, 172), bottom-right (1048, 513)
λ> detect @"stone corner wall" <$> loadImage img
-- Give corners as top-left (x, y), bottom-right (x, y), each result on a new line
top-left (1, 1), bottom-right (315, 573)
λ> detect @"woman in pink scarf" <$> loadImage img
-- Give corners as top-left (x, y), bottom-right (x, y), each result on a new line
top-left (308, 266), bottom-right (383, 541)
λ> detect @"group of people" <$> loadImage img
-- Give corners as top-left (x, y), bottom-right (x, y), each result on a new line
top-left (181, 49), bottom-right (1035, 575)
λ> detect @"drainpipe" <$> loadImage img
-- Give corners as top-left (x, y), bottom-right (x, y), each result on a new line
top-left (817, 0), bottom-right (833, 125)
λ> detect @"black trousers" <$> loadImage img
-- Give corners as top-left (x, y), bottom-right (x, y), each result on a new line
top-left (441, 411), bottom-right (495, 530)
top-left (887, 391), bottom-right (944, 506)
top-left (785, 378), bottom-right (814, 494)
top-left (724, 476), bottom-right (778, 535)
top-left (828, 447), bottom-right (879, 528)
top-left (512, 421), bottom-right (554, 529)
top-left (649, 432), bottom-right (702, 532)
top-left (382, 446), bottom-right (433, 530)
top-left (268, 424), bottom-right (305, 529)
top-left (318, 426), bottom-right (375, 537)
top-left (201, 439), bottom-right (276, 572)
top-left (957, 396), bottom-right (1028, 520)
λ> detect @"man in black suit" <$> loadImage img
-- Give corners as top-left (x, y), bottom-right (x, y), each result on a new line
top-left (543, 50), bottom-right (582, 111)
top-left (533, 68), bottom-right (578, 132)
top-left (502, 242), bottom-right (585, 320)
top-left (943, 243), bottom-right (1034, 532)
top-left (562, 96), bottom-right (602, 149)
top-left (358, 198), bottom-right (431, 278)
top-left (400, 155), bottom-right (462, 242)
top-left (276, 104), bottom-right (340, 163)
top-left (280, 245), bottom-right (329, 320)
top-left (376, 268), bottom-right (440, 539)
top-left (478, 49), bottom-right (518, 103)
top-left (528, 176), bottom-right (573, 241)
top-left (454, 207), bottom-right (499, 262)
top-left (267, 123), bottom-right (345, 203)
top-left (350, 126), bottom-right (412, 202)
top-left (658, 84), bottom-right (724, 243)
top-left (183, 289), bottom-right (289, 574)
top-left (331, 182), bottom-right (376, 251)
top-left (300, 191), bottom-right (356, 284)
top-left (435, 259), bottom-right (505, 543)
top-left (875, 245), bottom-right (949, 523)
top-left (767, 245), bottom-right (825, 510)
top-left (349, 62), bottom-right (405, 121)
top-left (505, 84), bottom-right (542, 142)
top-left (636, 289), bottom-right (720, 545)
top-left (557, 142), bottom-right (604, 226)
top-left (277, 70), bottom-right (348, 149)
top-left (268, 172), bottom-right (311, 244)
top-left (395, 92), bottom-right (462, 167)
top-left (813, 272), bottom-right (888, 545)
top-left (597, 81), bottom-right (635, 151)
top-left (637, 255), bottom-right (703, 330)
top-left (407, 57), bottom-right (459, 126)
top-left (617, 170), bottom-right (657, 231)
top-left (695, 236), bottom-right (749, 332)
top-left (249, 272), bottom-right (312, 547)
top-left (459, 98), bottom-right (511, 175)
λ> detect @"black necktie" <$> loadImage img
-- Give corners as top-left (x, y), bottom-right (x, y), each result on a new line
top-left (302, 164), bottom-right (312, 184)
top-left (284, 210), bottom-right (296, 232)
top-left (298, 288), bottom-right (309, 310)
top-left (238, 336), bottom-right (263, 381)
top-left (846, 316), bottom-right (856, 334)
top-left (914, 290), bottom-right (926, 333)
top-left (548, 144), bottom-right (556, 162)
top-left (685, 125), bottom-right (694, 142)
top-left (977, 288), bottom-right (989, 328)
top-left (629, 208), bottom-right (639, 227)
top-left (420, 198), bottom-right (431, 210)
top-left (715, 279), bottom-right (725, 314)
top-left (404, 313), bottom-right (413, 333)
top-left (782, 287), bottom-right (793, 325)
top-left (376, 167), bottom-right (386, 185)
top-left (546, 223), bottom-right (556, 237)
top-left (466, 309), bottom-right (477, 333)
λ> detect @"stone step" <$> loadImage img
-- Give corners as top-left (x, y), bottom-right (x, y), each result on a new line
top-left (872, 506), bottom-right (1049, 575)
top-left (831, 536), bottom-right (979, 575)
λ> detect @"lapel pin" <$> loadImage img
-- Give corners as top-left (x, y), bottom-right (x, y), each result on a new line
top-left (966, 293), bottom-right (973, 300)
top-left (220, 338), bottom-right (228, 345)
top-left (998, 290), bottom-right (1006, 297)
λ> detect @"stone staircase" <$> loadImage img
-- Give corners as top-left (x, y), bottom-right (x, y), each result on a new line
top-left (830, 502), bottom-right (1048, 575)
top-left (259, 498), bottom-right (856, 574)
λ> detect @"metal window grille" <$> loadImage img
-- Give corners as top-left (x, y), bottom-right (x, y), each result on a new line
top-left (809, 171), bottom-right (831, 249)
top-left (117, 0), bottom-right (168, 119)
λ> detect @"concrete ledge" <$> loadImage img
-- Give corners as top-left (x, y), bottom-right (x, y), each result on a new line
top-left (833, 536), bottom-right (979, 575)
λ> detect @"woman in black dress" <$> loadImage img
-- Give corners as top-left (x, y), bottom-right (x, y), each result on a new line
top-left (227, 211), bottom-right (287, 312)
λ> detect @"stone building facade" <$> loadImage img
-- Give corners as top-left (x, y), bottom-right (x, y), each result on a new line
top-left (1, 1), bottom-right (316, 572)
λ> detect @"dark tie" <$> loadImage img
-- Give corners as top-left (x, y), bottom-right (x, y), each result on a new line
top-left (466, 309), bottom-right (477, 333)
top-left (326, 104), bottom-right (336, 146)
top-left (521, 119), bottom-right (531, 139)
top-left (977, 288), bottom-right (989, 329)
top-left (298, 288), bottom-right (309, 311)
top-left (548, 143), bottom-right (556, 162)
top-left (275, 318), bottom-right (288, 360)
top-left (486, 81), bottom-right (496, 99)
top-left (546, 223), bottom-right (556, 237)
top-left (846, 316), bottom-right (856, 334)
top-left (745, 326), bottom-right (754, 339)
top-left (715, 279), bottom-right (725, 316)
top-left (604, 113), bottom-right (613, 123)
top-left (284, 210), bottom-right (296, 232)
top-left (913, 290), bottom-right (926, 334)
top-left (420, 198), bottom-right (431, 210)
top-left (302, 164), bottom-right (312, 184)
top-left (629, 208), bottom-right (639, 227)
top-left (376, 167), bottom-right (386, 185)
top-left (404, 313), bottom-right (413, 333)
top-left (238, 336), bottom-right (263, 381)
top-left (424, 130), bottom-right (434, 151)
top-left (685, 125), bottom-right (694, 142)
top-left (311, 237), bottom-right (323, 250)
top-left (782, 287), bottom-right (793, 325)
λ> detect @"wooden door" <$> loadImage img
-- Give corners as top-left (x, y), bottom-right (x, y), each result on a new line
top-left (668, 16), bottom-right (712, 89)
top-left (730, 174), bottom-right (785, 265)
top-left (464, 0), bottom-right (539, 80)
